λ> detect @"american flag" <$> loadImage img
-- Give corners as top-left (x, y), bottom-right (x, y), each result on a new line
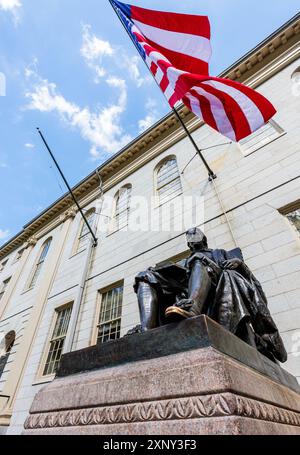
top-left (111, 0), bottom-right (276, 142)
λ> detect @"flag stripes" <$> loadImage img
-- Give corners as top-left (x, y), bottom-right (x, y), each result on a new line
top-left (130, 5), bottom-right (211, 38)
top-left (112, 0), bottom-right (276, 142)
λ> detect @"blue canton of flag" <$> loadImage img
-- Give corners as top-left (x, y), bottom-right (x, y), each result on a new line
top-left (111, 0), bottom-right (146, 61)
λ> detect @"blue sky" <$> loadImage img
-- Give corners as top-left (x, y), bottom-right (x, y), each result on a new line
top-left (0, 0), bottom-right (299, 246)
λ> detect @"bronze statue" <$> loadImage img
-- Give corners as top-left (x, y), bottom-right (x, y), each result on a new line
top-left (134, 228), bottom-right (287, 364)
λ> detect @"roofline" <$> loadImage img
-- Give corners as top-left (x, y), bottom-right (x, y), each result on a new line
top-left (218, 12), bottom-right (300, 77)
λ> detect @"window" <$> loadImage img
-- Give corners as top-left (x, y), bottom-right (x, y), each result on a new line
top-left (28, 238), bottom-right (52, 289)
top-left (43, 305), bottom-right (72, 376)
top-left (114, 186), bottom-right (132, 231)
top-left (157, 251), bottom-right (190, 268)
top-left (0, 260), bottom-right (8, 273)
top-left (292, 67), bottom-right (300, 97)
top-left (279, 202), bottom-right (300, 237)
top-left (286, 209), bottom-right (300, 235)
top-left (97, 285), bottom-right (123, 344)
top-left (0, 277), bottom-right (11, 302)
top-left (0, 331), bottom-right (15, 379)
top-left (15, 248), bottom-right (24, 263)
top-left (156, 157), bottom-right (182, 205)
top-left (239, 120), bottom-right (285, 156)
top-left (77, 209), bottom-right (95, 252)
top-left (291, 67), bottom-right (300, 83)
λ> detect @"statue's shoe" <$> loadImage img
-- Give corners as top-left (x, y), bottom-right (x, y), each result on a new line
top-left (165, 306), bottom-right (194, 322)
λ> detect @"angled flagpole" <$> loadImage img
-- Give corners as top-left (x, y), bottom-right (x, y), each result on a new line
top-left (37, 128), bottom-right (98, 246)
top-left (108, 0), bottom-right (216, 181)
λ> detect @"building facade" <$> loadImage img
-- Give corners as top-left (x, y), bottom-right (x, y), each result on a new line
top-left (0, 14), bottom-right (299, 435)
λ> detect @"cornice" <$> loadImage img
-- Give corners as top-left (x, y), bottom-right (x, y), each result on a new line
top-left (0, 14), bottom-right (299, 259)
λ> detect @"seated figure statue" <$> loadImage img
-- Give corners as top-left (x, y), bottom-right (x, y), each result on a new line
top-left (134, 227), bottom-right (287, 364)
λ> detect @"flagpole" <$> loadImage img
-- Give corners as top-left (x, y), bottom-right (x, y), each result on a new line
top-left (108, 0), bottom-right (216, 180)
top-left (171, 108), bottom-right (216, 180)
top-left (37, 128), bottom-right (98, 246)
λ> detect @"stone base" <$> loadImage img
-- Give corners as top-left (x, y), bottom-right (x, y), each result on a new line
top-left (23, 317), bottom-right (300, 435)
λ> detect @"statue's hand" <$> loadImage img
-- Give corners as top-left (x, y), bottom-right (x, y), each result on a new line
top-left (222, 259), bottom-right (243, 270)
top-left (174, 299), bottom-right (194, 311)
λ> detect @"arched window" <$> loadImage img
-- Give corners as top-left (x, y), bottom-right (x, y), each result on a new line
top-left (76, 209), bottom-right (96, 252)
top-left (114, 185), bottom-right (132, 230)
top-left (291, 67), bottom-right (300, 82)
top-left (0, 277), bottom-right (11, 302)
top-left (156, 157), bottom-right (182, 205)
top-left (28, 238), bottom-right (52, 289)
top-left (0, 331), bottom-right (16, 379)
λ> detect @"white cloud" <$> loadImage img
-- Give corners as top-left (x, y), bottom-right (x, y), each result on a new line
top-left (0, 0), bottom-right (21, 23)
top-left (81, 24), bottom-right (151, 88)
top-left (24, 143), bottom-right (35, 149)
top-left (24, 69), bottom-right (132, 159)
top-left (138, 99), bottom-right (160, 133)
top-left (0, 229), bottom-right (10, 240)
top-left (81, 24), bottom-right (114, 82)
top-left (0, 0), bottom-right (20, 10)
top-left (124, 55), bottom-right (152, 88)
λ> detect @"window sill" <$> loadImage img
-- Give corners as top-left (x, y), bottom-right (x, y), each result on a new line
top-left (106, 224), bottom-right (129, 237)
top-left (69, 249), bottom-right (87, 260)
top-left (21, 287), bottom-right (34, 296)
top-left (32, 375), bottom-right (55, 386)
top-left (240, 132), bottom-right (287, 157)
top-left (154, 192), bottom-right (183, 209)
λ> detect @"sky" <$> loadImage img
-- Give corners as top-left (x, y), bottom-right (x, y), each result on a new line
top-left (0, 0), bottom-right (299, 247)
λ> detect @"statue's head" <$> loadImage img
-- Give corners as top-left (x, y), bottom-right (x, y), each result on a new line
top-left (186, 228), bottom-right (208, 252)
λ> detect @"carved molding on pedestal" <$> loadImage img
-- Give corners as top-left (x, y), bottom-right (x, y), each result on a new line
top-left (24, 392), bottom-right (300, 430)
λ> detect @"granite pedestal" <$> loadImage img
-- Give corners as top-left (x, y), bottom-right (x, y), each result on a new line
top-left (23, 316), bottom-right (300, 435)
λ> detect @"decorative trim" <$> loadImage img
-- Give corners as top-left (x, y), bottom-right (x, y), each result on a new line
top-left (279, 200), bottom-right (300, 215)
top-left (60, 208), bottom-right (77, 223)
top-left (24, 392), bottom-right (300, 430)
top-left (24, 236), bottom-right (38, 249)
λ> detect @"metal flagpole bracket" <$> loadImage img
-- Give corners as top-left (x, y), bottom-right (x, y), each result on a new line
top-left (172, 107), bottom-right (217, 181)
top-left (36, 128), bottom-right (98, 247)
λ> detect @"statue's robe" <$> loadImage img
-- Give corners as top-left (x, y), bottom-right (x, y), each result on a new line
top-left (134, 248), bottom-right (287, 363)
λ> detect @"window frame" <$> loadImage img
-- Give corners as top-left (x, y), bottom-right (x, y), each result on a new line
top-left (0, 259), bottom-right (9, 273)
top-left (92, 282), bottom-right (124, 346)
top-left (0, 331), bottom-right (16, 379)
top-left (239, 119), bottom-right (286, 157)
top-left (0, 277), bottom-right (11, 302)
top-left (155, 156), bottom-right (183, 207)
top-left (279, 201), bottom-right (300, 238)
top-left (291, 66), bottom-right (300, 83)
top-left (37, 303), bottom-right (73, 381)
top-left (156, 250), bottom-right (190, 268)
top-left (74, 208), bottom-right (96, 254)
top-left (26, 237), bottom-right (52, 290)
top-left (14, 248), bottom-right (25, 263)
top-left (111, 185), bottom-right (132, 233)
